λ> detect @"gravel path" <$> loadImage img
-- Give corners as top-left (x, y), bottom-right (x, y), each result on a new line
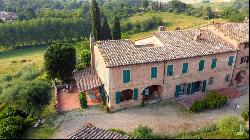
top-left (52, 86), bottom-right (249, 139)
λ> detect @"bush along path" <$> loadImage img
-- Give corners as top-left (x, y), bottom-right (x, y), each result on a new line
top-left (190, 91), bottom-right (228, 112)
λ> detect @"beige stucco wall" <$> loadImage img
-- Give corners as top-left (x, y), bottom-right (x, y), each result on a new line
top-left (93, 45), bottom-right (110, 98)
top-left (108, 62), bottom-right (164, 111)
top-left (231, 43), bottom-right (249, 86)
top-left (164, 51), bottom-right (237, 99)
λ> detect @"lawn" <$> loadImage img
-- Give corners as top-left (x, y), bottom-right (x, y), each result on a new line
top-left (128, 12), bottom-right (226, 41)
top-left (0, 46), bottom-right (47, 77)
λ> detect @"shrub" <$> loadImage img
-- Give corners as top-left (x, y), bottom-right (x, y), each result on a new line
top-left (0, 106), bottom-right (27, 119)
top-left (1, 75), bottom-right (12, 82)
top-left (204, 91), bottom-right (227, 109)
top-left (189, 91), bottom-right (228, 112)
top-left (99, 104), bottom-right (110, 113)
top-left (216, 115), bottom-right (244, 135)
top-left (241, 105), bottom-right (249, 121)
top-left (79, 92), bottom-right (88, 109)
top-left (189, 100), bottom-right (206, 112)
top-left (129, 124), bottom-right (153, 139)
top-left (109, 128), bottom-right (127, 135)
top-left (0, 116), bottom-right (27, 139)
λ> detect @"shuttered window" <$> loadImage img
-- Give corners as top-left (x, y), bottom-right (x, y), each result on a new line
top-left (115, 91), bottom-right (121, 104)
top-left (228, 56), bottom-right (234, 66)
top-left (199, 60), bottom-right (205, 71)
top-left (182, 63), bottom-right (188, 74)
top-left (167, 64), bottom-right (173, 76)
top-left (133, 88), bottom-right (138, 100)
top-left (151, 67), bottom-right (157, 79)
top-left (187, 83), bottom-right (191, 95)
top-left (175, 85), bottom-right (179, 98)
top-left (211, 58), bottom-right (217, 69)
top-left (202, 80), bottom-right (207, 92)
top-left (123, 69), bottom-right (130, 83)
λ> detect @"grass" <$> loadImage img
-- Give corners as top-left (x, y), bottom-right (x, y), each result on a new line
top-left (128, 12), bottom-right (227, 41)
top-left (0, 46), bottom-right (47, 77)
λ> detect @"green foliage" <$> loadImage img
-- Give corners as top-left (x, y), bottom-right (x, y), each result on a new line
top-left (0, 18), bottom-right (90, 50)
top-left (112, 15), bottom-right (121, 40)
top-left (16, 80), bottom-right (51, 115)
top-left (102, 16), bottom-right (112, 40)
top-left (99, 104), bottom-right (110, 113)
top-left (0, 106), bottom-right (27, 120)
top-left (91, 0), bottom-right (102, 41)
top-left (189, 100), bottom-right (206, 112)
top-left (44, 43), bottom-right (76, 83)
top-left (216, 115), bottom-right (245, 135)
top-left (241, 105), bottom-right (249, 121)
top-left (0, 116), bottom-right (27, 139)
top-left (129, 124), bottom-right (153, 139)
top-left (79, 92), bottom-right (88, 109)
top-left (78, 49), bottom-right (91, 69)
top-left (109, 128), bottom-right (127, 135)
top-left (190, 91), bottom-right (228, 112)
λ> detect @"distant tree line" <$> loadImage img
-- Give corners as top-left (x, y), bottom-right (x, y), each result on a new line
top-left (0, 18), bottom-right (91, 50)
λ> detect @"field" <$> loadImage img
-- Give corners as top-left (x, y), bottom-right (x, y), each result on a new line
top-left (0, 46), bottom-right (47, 77)
top-left (127, 12), bottom-right (226, 41)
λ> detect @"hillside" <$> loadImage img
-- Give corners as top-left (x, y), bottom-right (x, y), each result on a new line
top-left (127, 12), bottom-right (225, 41)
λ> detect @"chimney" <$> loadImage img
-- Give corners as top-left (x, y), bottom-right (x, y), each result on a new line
top-left (158, 26), bottom-right (165, 31)
top-left (193, 29), bottom-right (202, 41)
top-left (90, 34), bottom-right (95, 68)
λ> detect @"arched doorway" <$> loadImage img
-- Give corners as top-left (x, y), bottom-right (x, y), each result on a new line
top-left (142, 85), bottom-right (163, 101)
top-left (235, 70), bottom-right (246, 84)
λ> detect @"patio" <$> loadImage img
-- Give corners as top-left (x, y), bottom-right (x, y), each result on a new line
top-left (176, 92), bottom-right (205, 109)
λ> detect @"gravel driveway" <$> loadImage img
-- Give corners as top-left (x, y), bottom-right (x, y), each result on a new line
top-left (52, 86), bottom-right (249, 139)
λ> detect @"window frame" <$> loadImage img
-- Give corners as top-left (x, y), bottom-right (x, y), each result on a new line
top-left (182, 62), bottom-right (189, 74)
top-left (122, 68), bottom-right (131, 84)
top-left (151, 66), bottom-right (158, 79)
top-left (228, 56), bottom-right (235, 66)
top-left (211, 58), bottom-right (217, 69)
top-left (166, 64), bottom-right (174, 76)
top-left (208, 77), bottom-right (214, 85)
top-left (198, 59), bottom-right (205, 71)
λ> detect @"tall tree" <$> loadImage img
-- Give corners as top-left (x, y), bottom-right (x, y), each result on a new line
top-left (44, 43), bottom-right (76, 83)
top-left (91, 0), bottom-right (102, 41)
top-left (102, 16), bottom-right (112, 40)
top-left (112, 15), bottom-right (121, 40)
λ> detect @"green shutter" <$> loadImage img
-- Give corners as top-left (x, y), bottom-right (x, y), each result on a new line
top-left (167, 65), bottom-right (173, 76)
top-left (133, 88), bottom-right (138, 100)
top-left (199, 60), bottom-right (205, 71)
top-left (187, 83), bottom-right (191, 95)
top-left (211, 58), bottom-right (217, 69)
top-left (123, 70), bottom-right (130, 83)
top-left (182, 63), bottom-right (188, 74)
top-left (191, 82), bottom-right (195, 94)
top-left (202, 80), bottom-right (207, 92)
top-left (175, 85), bottom-right (179, 98)
top-left (115, 91), bottom-right (121, 104)
top-left (151, 67), bottom-right (157, 79)
top-left (228, 56), bottom-right (234, 66)
top-left (142, 90), bottom-right (145, 96)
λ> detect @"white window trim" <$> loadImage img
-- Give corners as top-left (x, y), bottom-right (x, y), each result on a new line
top-left (166, 64), bottom-right (174, 76)
top-left (122, 68), bottom-right (131, 84)
top-left (182, 62), bottom-right (189, 74)
top-left (151, 66), bottom-right (158, 79)
top-left (228, 55), bottom-right (235, 67)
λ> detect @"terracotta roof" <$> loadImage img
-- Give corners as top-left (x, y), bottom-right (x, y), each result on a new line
top-left (73, 68), bottom-right (103, 92)
top-left (96, 29), bottom-right (237, 68)
top-left (213, 22), bottom-right (249, 43)
top-left (67, 126), bottom-right (131, 139)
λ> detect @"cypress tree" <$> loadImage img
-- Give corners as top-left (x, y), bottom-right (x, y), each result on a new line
top-left (102, 16), bottom-right (112, 40)
top-left (91, 0), bottom-right (102, 41)
top-left (112, 15), bottom-right (121, 40)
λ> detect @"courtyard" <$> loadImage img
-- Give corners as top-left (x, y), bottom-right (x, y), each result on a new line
top-left (52, 85), bottom-right (249, 139)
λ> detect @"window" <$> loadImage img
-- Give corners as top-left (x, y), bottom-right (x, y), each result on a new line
top-left (208, 77), bottom-right (214, 85)
top-left (116, 89), bottom-right (133, 104)
top-left (199, 60), bottom-right (205, 71)
top-left (228, 56), bottom-right (234, 66)
top-left (211, 58), bottom-right (217, 69)
top-left (179, 84), bottom-right (185, 95)
top-left (244, 43), bottom-right (249, 49)
top-left (151, 67), bottom-right (158, 79)
top-left (240, 56), bottom-right (249, 64)
top-left (225, 74), bottom-right (230, 82)
top-left (182, 63), bottom-right (188, 74)
top-left (122, 69), bottom-right (130, 83)
top-left (167, 64), bottom-right (173, 76)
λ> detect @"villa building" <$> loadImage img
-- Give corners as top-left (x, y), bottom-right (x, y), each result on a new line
top-left (74, 22), bottom-right (249, 112)
top-left (0, 11), bottom-right (18, 22)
